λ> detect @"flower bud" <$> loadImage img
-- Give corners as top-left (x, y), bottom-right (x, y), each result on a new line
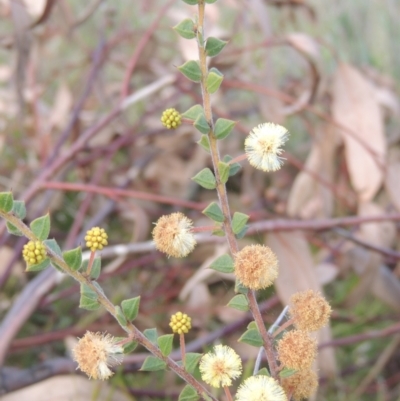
top-left (22, 240), bottom-right (46, 266)
top-left (161, 108), bottom-right (182, 129)
top-left (85, 227), bottom-right (108, 252)
top-left (169, 311), bottom-right (192, 334)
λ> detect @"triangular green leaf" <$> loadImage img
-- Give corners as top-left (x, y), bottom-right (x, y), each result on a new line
top-left (193, 113), bottom-right (210, 134)
top-left (192, 168), bottom-right (216, 190)
top-left (247, 321), bottom-right (257, 330)
top-left (157, 334), bottom-right (174, 357)
top-left (279, 367), bottom-right (298, 378)
top-left (227, 294), bottom-right (249, 311)
top-left (30, 214), bottom-right (50, 241)
top-left (184, 353), bottom-right (202, 374)
top-left (217, 161), bottom-right (230, 184)
top-left (79, 283), bottom-right (100, 310)
top-left (0, 192), bottom-right (14, 212)
top-left (179, 385), bottom-right (199, 401)
top-left (202, 202), bottom-right (224, 223)
top-left (235, 225), bottom-right (249, 239)
top-left (62, 246), bottom-right (82, 271)
top-left (123, 341), bottom-right (138, 354)
top-left (43, 239), bottom-right (62, 257)
top-left (173, 19), bottom-right (196, 39)
top-left (178, 60), bottom-right (202, 83)
top-left (238, 328), bottom-right (263, 347)
top-left (256, 367), bottom-right (270, 376)
top-left (231, 212), bottom-right (249, 235)
top-left (209, 254), bottom-right (234, 273)
top-left (144, 328), bottom-right (158, 344)
top-left (12, 200), bottom-right (26, 219)
top-left (235, 279), bottom-right (248, 295)
top-left (140, 356), bottom-right (166, 371)
top-left (197, 134), bottom-right (210, 153)
top-left (205, 37), bottom-right (227, 57)
top-left (6, 222), bottom-right (23, 236)
top-left (121, 296), bottom-right (140, 321)
top-left (25, 258), bottom-right (50, 272)
top-left (115, 305), bottom-right (128, 328)
top-left (214, 118), bottom-right (236, 140)
top-left (182, 104), bottom-right (204, 121)
top-left (206, 69), bottom-right (223, 94)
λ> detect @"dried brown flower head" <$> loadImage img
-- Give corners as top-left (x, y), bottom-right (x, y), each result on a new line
top-left (282, 369), bottom-right (318, 401)
top-left (289, 290), bottom-right (332, 331)
top-left (277, 330), bottom-right (317, 371)
top-left (72, 331), bottom-right (123, 380)
top-left (234, 244), bottom-right (278, 290)
top-left (152, 212), bottom-right (196, 258)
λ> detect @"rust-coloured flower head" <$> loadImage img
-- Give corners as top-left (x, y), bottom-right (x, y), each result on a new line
top-left (234, 244), bottom-right (278, 290)
top-left (244, 122), bottom-right (289, 172)
top-left (85, 227), bottom-right (108, 252)
top-left (72, 331), bottom-right (123, 380)
top-left (235, 375), bottom-right (287, 401)
top-left (277, 330), bottom-right (317, 371)
top-left (199, 345), bottom-right (242, 388)
top-left (289, 290), bottom-right (332, 331)
top-left (282, 369), bottom-right (318, 401)
top-left (169, 311), bottom-right (192, 334)
top-left (22, 240), bottom-right (47, 266)
top-left (152, 212), bottom-right (196, 258)
top-left (161, 108), bottom-right (182, 129)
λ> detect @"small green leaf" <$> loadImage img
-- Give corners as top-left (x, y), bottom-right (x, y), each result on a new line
top-left (238, 328), bottom-right (263, 347)
top-left (43, 239), bottom-right (62, 257)
top-left (79, 283), bottom-right (100, 310)
top-left (214, 118), bottom-right (236, 140)
top-left (0, 192), bottom-right (13, 212)
top-left (247, 321), bottom-right (258, 330)
top-left (235, 225), bottom-right (249, 239)
top-left (12, 200), bottom-right (26, 219)
top-left (181, 0), bottom-right (198, 4)
top-left (231, 212), bottom-right (249, 235)
top-left (62, 246), bottom-right (82, 271)
top-left (235, 280), bottom-right (248, 295)
top-left (6, 222), bottom-right (23, 236)
top-left (280, 368), bottom-right (298, 378)
top-left (140, 356), bottom-right (166, 371)
top-left (30, 214), bottom-right (50, 241)
top-left (25, 258), bottom-right (50, 272)
top-left (202, 202), bottom-right (224, 223)
top-left (197, 134), bottom-right (210, 153)
top-left (182, 104), bottom-right (204, 121)
top-left (206, 69), bottom-right (223, 94)
top-left (174, 19), bottom-right (196, 39)
top-left (144, 328), bottom-right (158, 344)
top-left (227, 294), bottom-right (249, 311)
top-left (223, 155), bottom-right (241, 176)
top-left (192, 168), bottom-right (216, 190)
top-left (89, 258), bottom-right (101, 279)
top-left (179, 385), bottom-right (199, 401)
top-left (209, 254), bottom-right (234, 273)
top-left (193, 113), bottom-right (210, 134)
top-left (178, 60), bottom-right (202, 83)
top-left (123, 341), bottom-right (138, 354)
top-left (121, 296), bottom-right (140, 321)
top-left (212, 228), bottom-right (225, 237)
top-left (157, 334), bottom-right (174, 357)
top-left (115, 305), bottom-right (128, 328)
top-left (184, 353), bottom-right (202, 374)
top-left (217, 161), bottom-right (230, 184)
top-left (205, 37), bottom-right (227, 57)
top-left (256, 367), bottom-right (270, 376)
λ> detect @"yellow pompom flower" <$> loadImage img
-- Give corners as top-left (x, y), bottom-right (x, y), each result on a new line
top-left (234, 244), bottom-right (278, 290)
top-left (199, 345), bottom-right (242, 388)
top-left (282, 369), bottom-right (318, 401)
top-left (22, 240), bottom-right (47, 266)
top-left (169, 312), bottom-right (192, 334)
top-left (152, 212), bottom-right (196, 258)
top-left (235, 375), bottom-right (287, 401)
top-left (85, 227), bottom-right (108, 252)
top-left (245, 122), bottom-right (289, 172)
top-left (289, 290), bottom-right (332, 331)
top-left (277, 330), bottom-right (317, 371)
top-left (72, 331), bottom-right (124, 380)
top-left (161, 108), bottom-right (182, 129)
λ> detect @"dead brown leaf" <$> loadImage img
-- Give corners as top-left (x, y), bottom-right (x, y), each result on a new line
top-left (331, 63), bottom-right (386, 202)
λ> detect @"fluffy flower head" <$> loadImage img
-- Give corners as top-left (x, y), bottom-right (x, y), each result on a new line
top-left (169, 311), bottom-right (192, 334)
top-left (235, 375), bottom-right (287, 401)
top-left (152, 212), bottom-right (196, 258)
top-left (72, 331), bottom-right (123, 380)
top-left (234, 244), bottom-right (278, 290)
top-left (85, 227), bottom-right (108, 252)
top-left (290, 290), bottom-right (332, 331)
top-left (22, 240), bottom-right (47, 266)
top-left (277, 330), bottom-right (317, 371)
top-left (199, 345), bottom-right (242, 388)
top-left (245, 123), bottom-right (289, 172)
top-left (282, 369), bottom-right (318, 401)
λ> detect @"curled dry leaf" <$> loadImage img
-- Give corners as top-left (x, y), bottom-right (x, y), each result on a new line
top-left (266, 231), bottom-right (337, 376)
top-left (332, 63), bottom-right (386, 203)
